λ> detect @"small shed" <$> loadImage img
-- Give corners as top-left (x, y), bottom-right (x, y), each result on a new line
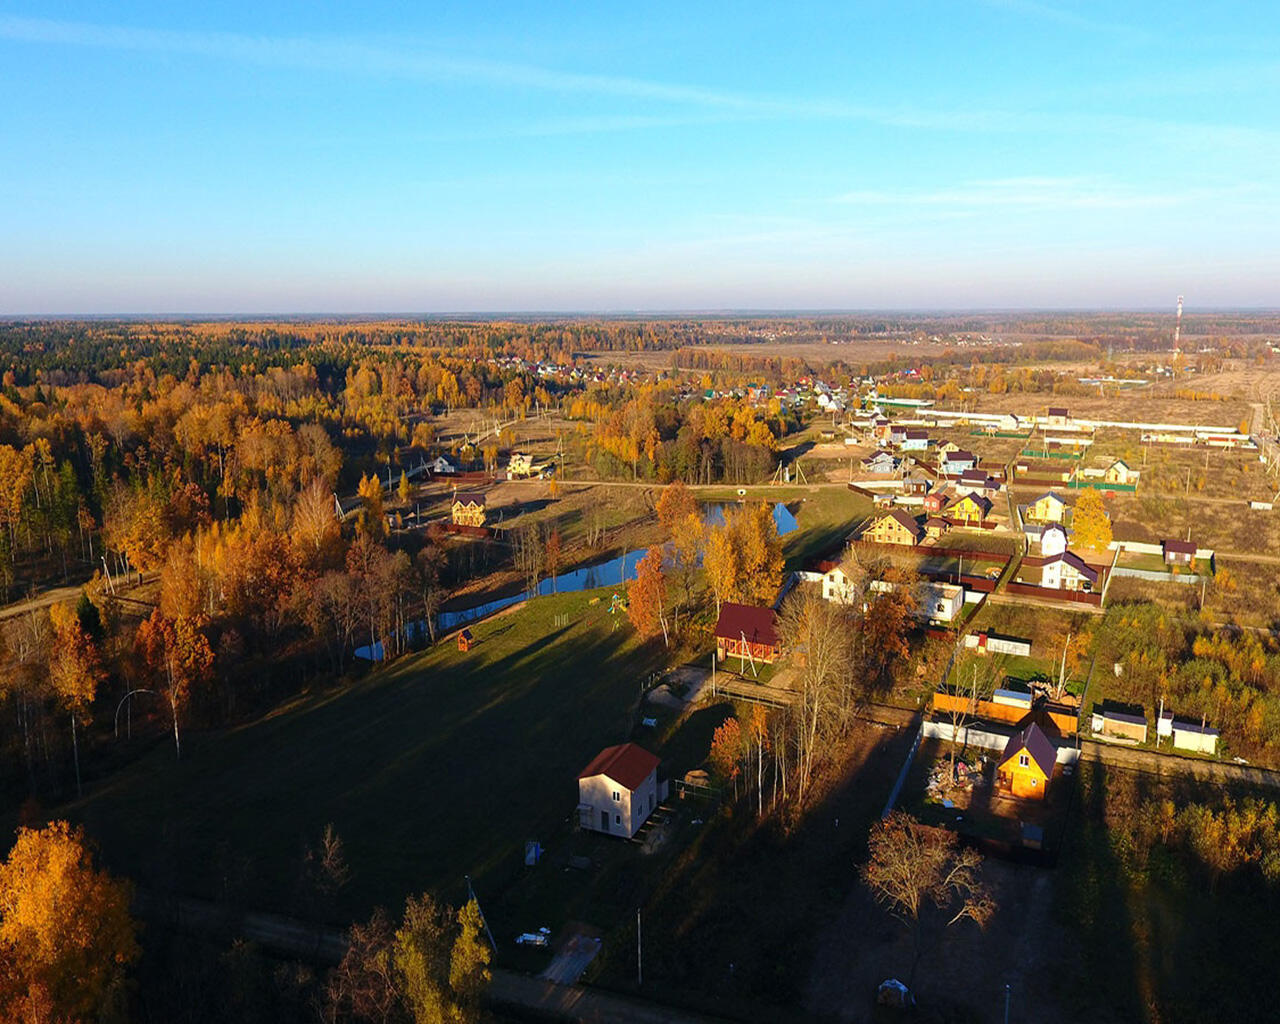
top-left (1171, 719), bottom-right (1220, 755)
top-left (457, 628), bottom-right (474, 652)
top-left (996, 722), bottom-right (1055, 800)
top-left (1092, 705), bottom-right (1148, 744)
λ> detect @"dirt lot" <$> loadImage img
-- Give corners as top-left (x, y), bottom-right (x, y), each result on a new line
top-left (806, 852), bottom-right (1075, 1024)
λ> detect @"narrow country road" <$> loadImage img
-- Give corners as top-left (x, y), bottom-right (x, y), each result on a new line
top-left (132, 890), bottom-right (736, 1024)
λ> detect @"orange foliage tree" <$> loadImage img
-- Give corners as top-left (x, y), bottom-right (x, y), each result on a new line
top-left (47, 601), bottom-right (102, 797)
top-left (135, 610), bottom-right (215, 759)
top-left (627, 548), bottom-right (669, 644)
top-left (0, 821), bottom-right (139, 1022)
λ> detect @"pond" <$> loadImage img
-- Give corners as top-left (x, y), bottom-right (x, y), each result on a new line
top-left (355, 547), bottom-right (651, 661)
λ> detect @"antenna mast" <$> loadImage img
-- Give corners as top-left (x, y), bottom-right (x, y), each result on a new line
top-left (1174, 294), bottom-right (1184, 352)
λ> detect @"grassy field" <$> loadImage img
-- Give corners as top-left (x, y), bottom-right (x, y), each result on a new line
top-left (56, 589), bottom-right (672, 925)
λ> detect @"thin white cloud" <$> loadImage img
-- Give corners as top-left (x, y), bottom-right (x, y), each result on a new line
top-left (1, 12), bottom-right (1276, 152)
top-left (0, 13), bottom-right (1133, 136)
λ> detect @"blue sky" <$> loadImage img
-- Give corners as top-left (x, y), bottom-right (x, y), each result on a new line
top-left (1, 2), bottom-right (1277, 312)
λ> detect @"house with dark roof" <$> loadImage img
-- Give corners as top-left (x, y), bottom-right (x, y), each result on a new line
top-left (1041, 550), bottom-right (1099, 591)
top-left (577, 743), bottom-right (661, 838)
top-left (948, 492), bottom-right (992, 525)
top-left (862, 509), bottom-right (924, 546)
top-left (996, 722), bottom-right (1056, 800)
top-left (1027, 491), bottom-right (1067, 524)
top-left (714, 603), bottom-right (780, 664)
top-left (1162, 538), bottom-right (1196, 566)
top-left (940, 449), bottom-right (978, 475)
top-left (1091, 703), bottom-right (1148, 744)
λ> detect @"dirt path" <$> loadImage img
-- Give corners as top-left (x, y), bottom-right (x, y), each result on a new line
top-left (133, 890), bottom-right (732, 1024)
top-left (0, 580), bottom-right (108, 622)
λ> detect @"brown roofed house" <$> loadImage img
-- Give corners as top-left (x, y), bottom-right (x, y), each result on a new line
top-left (862, 509), bottom-right (924, 546)
top-left (714, 603), bottom-right (780, 664)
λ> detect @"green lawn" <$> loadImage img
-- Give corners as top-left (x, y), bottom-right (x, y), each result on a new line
top-left (58, 589), bottom-right (671, 924)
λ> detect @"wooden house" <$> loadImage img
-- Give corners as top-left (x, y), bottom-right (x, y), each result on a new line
top-left (996, 723), bottom-right (1055, 800)
top-left (1045, 407), bottom-right (1071, 426)
top-left (456, 628), bottom-right (473, 652)
top-left (1027, 491), bottom-right (1067, 524)
top-left (1105, 459), bottom-right (1139, 485)
top-left (948, 492), bottom-right (992, 525)
top-left (451, 492), bottom-right (487, 527)
top-left (862, 509), bottom-right (924, 546)
top-left (507, 452), bottom-right (535, 478)
top-left (924, 516), bottom-right (949, 540)
top-left (577, 743), bottom-right (661, 838)
top-left (714, 603), bottom-right (780, 664)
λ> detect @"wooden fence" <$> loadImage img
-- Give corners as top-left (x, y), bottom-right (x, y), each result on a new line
top-left (1003, 581), bottom-right (1103, 606)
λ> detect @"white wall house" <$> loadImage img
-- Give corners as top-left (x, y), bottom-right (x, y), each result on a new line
top-left (577, 743), bottom-right (661, 839)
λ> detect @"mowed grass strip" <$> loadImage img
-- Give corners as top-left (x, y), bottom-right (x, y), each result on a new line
top-left (62, 589), bottom-right (666, 921)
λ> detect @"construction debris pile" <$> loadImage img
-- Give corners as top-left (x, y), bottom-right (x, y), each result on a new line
top-left (925, 754), bottom-right (987, 809)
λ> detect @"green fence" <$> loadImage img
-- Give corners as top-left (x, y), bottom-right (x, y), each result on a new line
top-left (1020, 448), bottom-right (1082, 460)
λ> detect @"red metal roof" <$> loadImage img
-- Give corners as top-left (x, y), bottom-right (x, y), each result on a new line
top-left (714, 602), bottom-right (779, 646)
top-left (577, 743), bottom-right (660, 791)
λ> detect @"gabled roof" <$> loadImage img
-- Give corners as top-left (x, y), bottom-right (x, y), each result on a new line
top-left (1044, 550), bottom-right (1099, 583)
top-left (944, 449), bottom-right (976, 462)
top-left (453, 492), bottom-right (487, 506)
top-left (999, 722), bottom-right (1056, 778)
top-left (877, 508), bottom-right (924, 540)
top-left (578, 743), bottom-right (660, 791)
top-left (952, 492), bottom-right (992, 515)
top-left (1031, 490), bottom-right (1066, 505)
top-left (1047, 406), bottom-right (1070, 417)
top-left (1162, 538), bottom-right (1196, 555)
top-left (714, 602), bottom-right (778, 646)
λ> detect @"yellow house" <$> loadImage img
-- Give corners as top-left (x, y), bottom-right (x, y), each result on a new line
top-left (862, 509), bottom-right (923, 547)
top-left (451, 492), bottom-right (487, 527)
top-left (949, 492), bottom-right (992, 525)
top-left (1104, 459), bottom-right (1139, 485)
top-left (996, 723), bottom-right (1055, 800)
top-left (1027, 491), bottom-right (1066, 524)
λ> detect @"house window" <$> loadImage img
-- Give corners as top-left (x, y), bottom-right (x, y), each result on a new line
top-left (612, 791), bottom-right (621, 802)
top-left (1019, 753), bottom-right (1029, 768)
top-left (615, 814), bottom-right (621, 825)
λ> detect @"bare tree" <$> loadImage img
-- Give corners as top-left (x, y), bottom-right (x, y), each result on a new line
top-left (862, 811), bottom-right (995, 989)
top-left (777, 588), bottom-right (854, 801)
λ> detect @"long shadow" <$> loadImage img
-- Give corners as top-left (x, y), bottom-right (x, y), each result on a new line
top-left (57, 604), bottom-right (670, 926)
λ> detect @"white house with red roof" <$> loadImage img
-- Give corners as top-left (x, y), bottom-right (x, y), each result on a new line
top-left (577, 743), bottom-right (661, 838)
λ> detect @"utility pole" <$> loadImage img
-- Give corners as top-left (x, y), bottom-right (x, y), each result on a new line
top-left (1004, 982), bottom-right (1012, 1024)
top-left (465, 875), bottom-right (497, 951)
top-left (636, 908), bottom-right (643, 987)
